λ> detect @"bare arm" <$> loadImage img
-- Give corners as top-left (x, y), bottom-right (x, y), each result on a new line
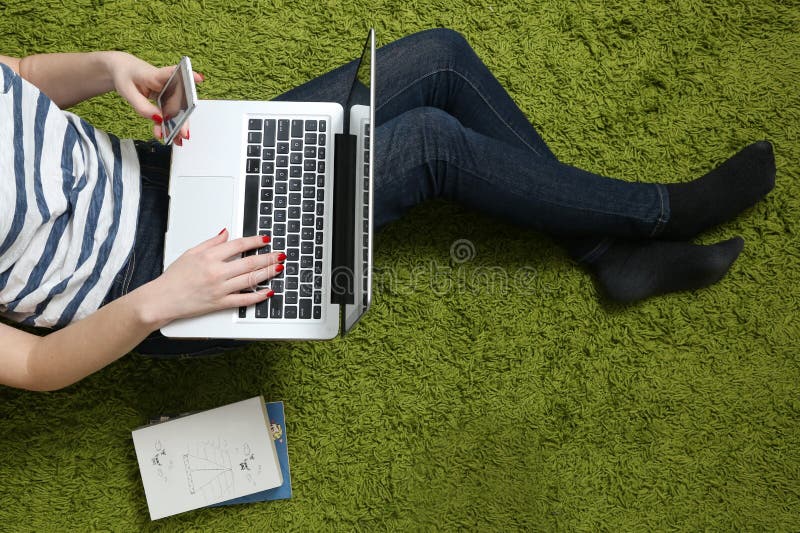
top-left (0, 51), bottom-right (201, 142)
top-left (0, 232), bottom-right (283, 392)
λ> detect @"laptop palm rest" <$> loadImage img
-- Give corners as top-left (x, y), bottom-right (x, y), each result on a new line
top-left (164, 176), bottom-right (235, 267)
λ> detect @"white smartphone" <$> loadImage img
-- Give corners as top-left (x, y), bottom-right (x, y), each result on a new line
top-left (157, 56), bottom-right (198, 145)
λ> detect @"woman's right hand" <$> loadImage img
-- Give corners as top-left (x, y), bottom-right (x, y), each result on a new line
top-left (140, 229), bottom-right (284, 327)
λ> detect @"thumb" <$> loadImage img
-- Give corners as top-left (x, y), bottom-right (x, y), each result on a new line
top-left (118, 84), bottom-right (162, 120)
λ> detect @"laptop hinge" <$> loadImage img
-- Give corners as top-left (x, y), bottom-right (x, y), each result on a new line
top-left (330, 133), bottom-right (357, 305)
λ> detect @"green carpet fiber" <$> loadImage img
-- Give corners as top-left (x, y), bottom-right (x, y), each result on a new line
top-left (1, 0), bottom-right (798, 530)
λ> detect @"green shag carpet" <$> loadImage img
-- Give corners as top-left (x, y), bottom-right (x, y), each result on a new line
top-left (1, 0), bottom-right (798, 530)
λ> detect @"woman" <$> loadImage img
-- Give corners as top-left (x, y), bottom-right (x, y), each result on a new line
top-left (0, 29), bottom-right (776, 391)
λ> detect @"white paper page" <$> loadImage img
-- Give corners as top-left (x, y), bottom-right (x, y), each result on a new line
top-left (132, 396), bottom-right (282, 520)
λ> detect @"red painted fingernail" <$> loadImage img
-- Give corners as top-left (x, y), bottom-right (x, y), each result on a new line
top-left (275, 264), bottom-right (285, 273)
top-left (151, 114), bottom-right (163, 124)
top-left (186, 130), bottom-right (190, 140)
top-left (277, 253), bottom-right (287, 262)
top-left (262, 235), bottom-right (271, 243)
top-left (265, 289), bottom-right (275, 298)
top-left (218, 228), bottom-right (226, 235)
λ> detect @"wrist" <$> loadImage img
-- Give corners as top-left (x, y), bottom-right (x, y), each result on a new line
top-left (127, 279), bottom-right (174, 331)
top-left (90, 51), bottom-right (125, 92)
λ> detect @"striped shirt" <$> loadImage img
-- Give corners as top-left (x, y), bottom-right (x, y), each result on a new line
top-left (0, 62), bottom-right (140, 328)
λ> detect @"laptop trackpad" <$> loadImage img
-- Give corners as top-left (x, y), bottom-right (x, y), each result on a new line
top-left (164, 176), bottom-right (236, 266)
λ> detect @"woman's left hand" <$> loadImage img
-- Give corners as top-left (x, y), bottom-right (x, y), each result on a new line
top-left (107, 52), bottom-right (203, 145)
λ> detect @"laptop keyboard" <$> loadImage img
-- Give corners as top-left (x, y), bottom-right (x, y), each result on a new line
top-left (239, 117), bottom-right (328, 320)
top-left (361, 122), bottom-right (370, 307)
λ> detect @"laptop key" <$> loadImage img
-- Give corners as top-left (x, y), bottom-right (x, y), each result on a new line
top-left (303, 200), bottom-right (315, 213)
top-left (305, 120), bottom-right (317, 131)
top-left (271, 280), bottom-right (284, 293)
top-left (275, 196), bottom-right (287, 208)
top-left (285, 291), bottom-right (298, 304)
top-left (315, 217), bottom-right (324, 230)
top-left (246, 159), bottom-right (260, 173)
top-left (247, 144), bottom-right (259, 157)
top-left (289, 179), bottom-right (301, 191)
top-left (301, 227), bottom-right (314, 240)
top-left (318, 147), bottom-right (326, 159)
top-left (314, 261), bottom-right (322, 274)
top-left (301, 256), bottom-right (313, 268)
top-left (299, 285), bottom-right (312, 298)
top-left (263, 148), bottom-right (275, 160)
top-left (286, 277), bottom-right (299, 290)
top-left (276, 156), bottom-right (288, 167)
top-left (304, 133), bottom-right (317, 145)
top-left (303, 186), bottom-right (314, 198)
top-left (261, 176), bottom-right (273, 188)
top-left (318, 133), bottom-right (326, 146)
top-left (291, 120), bottom-right (303, 138)
top-left (276, 182), bottom-right (287, 195)
top-left (239, 306), bottom-right (247, 318)
top-left (243, 175), bottom-right (259, 237)
top-left (303, 173), bottom-right (315, 185)
top-left (274, 210), bottom-right (286, 222)
top-left (303, 160), bottom-right (316, 171)
top-left (289, 193), bottom-right (301, 205)
top-left (260, 189), bottom-right (273, 202)
top-left (262, 162), bottom-right (274, 174)
top-left (277, 120), bottom-right (290, 141)
top-left (301, 242), bottom-right (313, 254)
top-left (273, 223), bottom-right (286, 236)
top-left (304, 146), bottom-right (316, 158)
top-left (287, 248), bottom-right (299, 261)
top-left (286, 262), bottom-right (299, 276)
top-left (290, 166), bottom-right (302, 178)
top-left (302, 214), bottom-right (314, 226)
top-left (288, 206), bottom-right (301, 219)
top-left (276, 169), bottom-right (288, 181)
top-left (256, 300), bottom-right (270, 318)
top-left (291, 139), bottom-right (303, 151)
top-left (248, 131), bottom-right (261, 144)
top-left (249, 118), bottom-right (262, 130)
top-left (313, 306), bottom-right (321, 320)
top-left (269, 296), bottom-right (283, 318)
top-left (290, 153), bottom-right (302, 165)
top-left (315, 231), bottom-right (323, 244)
top-left (288, 220), bottom-right (300, 233)
top-left (272, 237), bottom-right (285, 249)
top-left (277, 142), bottom-right (290, 154)
top-left (284, 306), bottom-right (297, 319)
top-left (299, 299), bottom-right (312, 319)
top-left (263, 120), bottom-right (276, 147)
top-left (314, 291), bottom-right (322, 304)
top-left (288, 234), bottom-right (299, 247)
top-left (318, 121), bottom-right (326, 132)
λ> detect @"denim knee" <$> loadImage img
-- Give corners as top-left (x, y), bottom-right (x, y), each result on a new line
top-left (396, 28), bottom-right (473, 65)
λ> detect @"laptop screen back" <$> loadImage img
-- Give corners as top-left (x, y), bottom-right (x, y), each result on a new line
top-left (342, 29), bottom-right (375, 334)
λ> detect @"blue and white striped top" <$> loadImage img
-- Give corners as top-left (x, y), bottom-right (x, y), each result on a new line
top-left (0, 63), bottom-right (140, 328)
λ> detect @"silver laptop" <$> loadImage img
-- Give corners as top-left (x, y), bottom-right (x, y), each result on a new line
top-left (161, 30), bottom-right (375, 340)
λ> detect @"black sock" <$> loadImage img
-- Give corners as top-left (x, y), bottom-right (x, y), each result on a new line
top-left (662, 141), bottom-right (776, 240)
top-left (589, 237), bottom-right (745, 303)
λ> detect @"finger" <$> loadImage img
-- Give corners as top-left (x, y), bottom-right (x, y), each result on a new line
top-left (220, 288), bottom-right (274, 309)
top-left (118, 84), bottom-right (162, 119)
top-left (225, 262), bottom-right (285, 294)
top-left (225, 250), bottom-right (284, 279)
top-left (153, 124), bottom-right (163, 141)
top-left (190, 228), bottom-right (229, 254)
top-left (193, 71), bottom-right (205, 83)
top-left (210, 234), bottom-right (274, 261)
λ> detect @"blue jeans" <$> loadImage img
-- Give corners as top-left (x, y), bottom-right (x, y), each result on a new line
top-left (113, 28), bottom-right (671, 356)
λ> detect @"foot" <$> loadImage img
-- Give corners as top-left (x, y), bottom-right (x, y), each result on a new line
top-left (661, 141), bottom-right (775, 240)
top-left (591, 237), bottom-right (745, 303)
